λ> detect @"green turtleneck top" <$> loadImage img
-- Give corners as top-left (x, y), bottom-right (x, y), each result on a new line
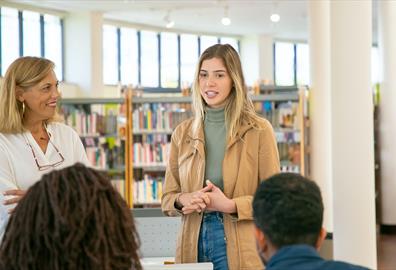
top-left (204, 107), bottom-right (226, 191)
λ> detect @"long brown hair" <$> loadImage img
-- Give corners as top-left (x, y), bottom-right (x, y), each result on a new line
top-left (191, 44), bottom-right (263, 139)
top-left (0, 163), bottom-right (142, 270)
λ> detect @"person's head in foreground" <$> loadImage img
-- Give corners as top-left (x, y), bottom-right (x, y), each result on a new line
top-left (253, 173), bottom-right (369, 270)
top-left (0, 163), bottom-right (142, 270)
top-left (253, 173), bottom-right (325, 264)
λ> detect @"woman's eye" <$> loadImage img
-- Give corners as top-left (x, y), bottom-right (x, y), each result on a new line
top-left (199, 73), bottom-right (207, 78)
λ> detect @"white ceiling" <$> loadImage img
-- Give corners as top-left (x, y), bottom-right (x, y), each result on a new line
top-left (15, 0), bottom-right (309, 41)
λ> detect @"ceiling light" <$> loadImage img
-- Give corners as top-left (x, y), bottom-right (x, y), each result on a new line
top-left (221, 17), bottom-right (231, 26)
top-left (166, 20), bottom-right (175, 28)
top-left (270, 13), bottom-right (280, 23)
top-left (221, 6), bottom-right (231, 26)
top-left (164, 10), bottom-right (175, 29)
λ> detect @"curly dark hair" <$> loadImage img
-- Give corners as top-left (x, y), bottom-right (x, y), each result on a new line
top-left (0, 163), bottom-right (142, 270)
top-left (253, 172), bottom-right (324, 249)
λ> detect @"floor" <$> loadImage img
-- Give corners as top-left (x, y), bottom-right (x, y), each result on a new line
top-left (377, 233), bottom-right (396, 270)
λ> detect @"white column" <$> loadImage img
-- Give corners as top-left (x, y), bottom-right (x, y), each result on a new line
top-left (308, 0), bottom-right (333, 233)
top-left (330, 1), bottom-right (377, 268)
top-left (63, 12), bottom-right (104, 97)
top-left (378, 1), bottom-right (396, 225)
top-left (240, 35), bottom-right (273, 86)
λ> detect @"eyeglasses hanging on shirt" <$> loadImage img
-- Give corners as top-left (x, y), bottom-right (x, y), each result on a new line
top-left (24, 127), bottom-right (65, 171)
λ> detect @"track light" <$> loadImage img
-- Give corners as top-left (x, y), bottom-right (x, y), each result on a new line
top-left (221, 6), bottom-right (231, 26)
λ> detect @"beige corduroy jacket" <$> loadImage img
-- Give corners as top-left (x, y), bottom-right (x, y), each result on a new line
top-left (161, 117), bottom-right (280, 270)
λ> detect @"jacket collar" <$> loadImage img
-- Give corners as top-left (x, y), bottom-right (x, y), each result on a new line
top-left (187, 118), bottom-right (254, 147)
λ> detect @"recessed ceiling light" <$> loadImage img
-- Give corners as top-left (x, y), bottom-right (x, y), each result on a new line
top-left (270, 13), bottom-right (280, 23)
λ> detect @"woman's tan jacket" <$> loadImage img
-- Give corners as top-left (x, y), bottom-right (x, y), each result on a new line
top-left (161, 117), bottom-right (280, 270)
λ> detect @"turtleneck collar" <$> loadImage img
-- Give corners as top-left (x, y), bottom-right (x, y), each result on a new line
top-left (205, 106), bottom-right (225, 123)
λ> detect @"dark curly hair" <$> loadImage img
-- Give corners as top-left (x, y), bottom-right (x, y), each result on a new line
top-left (253, 172), bottom-right (324, 249)
top-left (0, 163), bottom-right (142, 270)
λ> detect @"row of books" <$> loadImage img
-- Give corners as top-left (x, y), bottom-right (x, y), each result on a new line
top-left (132, 103), bottom-right (193, 131)
top-left (275, 130), bottom-right (301, 143)
top-left (83, 137), bottom-right (125, 169)
top-left (133, 142), bottom-right (170, 165)
top-left (133, 175), bottom-right (163, 204)
top-left (62, 104), bottom-right (125, 136)
top-left (256, 101), bottom-right (301, 129)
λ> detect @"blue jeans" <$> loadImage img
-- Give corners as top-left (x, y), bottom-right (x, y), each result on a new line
top-left (198, 212), bottom-right (229, 270)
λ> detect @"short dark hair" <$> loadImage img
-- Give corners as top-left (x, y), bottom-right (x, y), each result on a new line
top-left (0, 163), bottom-right (142, 270)
top-left (253, 173), bottom-right (324, 249)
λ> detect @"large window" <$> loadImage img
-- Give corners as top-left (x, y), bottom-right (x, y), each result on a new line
top-left (371, 46), bottom-right (380, 84)
top-left (180, 34), bottom-right (198, 87)
top-left (0, 7), bottom-right (63, 78)
top-left (200, 35), bottom-right (218, 54)
top-left (22, 10), bottom-right (41, 57)
top-left (103, 25), bottom-right (118, 85)
top-left (275, 42), bottom-right (295, 86)
top-left (1, 7), bottom-right (19, 76)
top-left (140, 30), bottom-right (159, 88)
top-left (44, 14), bottom-right (63, 80)
top-left (103, 24), bottom-right (239, 90)
top-left (220, 37), bottom-right (239, 51)
top-left (160, 32), bottom-right (178, 88)
top-left (120, 27), bottom-right (138, 86)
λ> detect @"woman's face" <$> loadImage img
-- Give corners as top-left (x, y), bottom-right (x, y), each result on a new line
top-left (19, 70), bottom-right (60, 122)
top-left (199, 57), bottom-right (233, 109)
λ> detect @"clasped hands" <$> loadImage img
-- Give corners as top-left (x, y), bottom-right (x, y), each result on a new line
top-left (178, 180), bottom-right (236, 215)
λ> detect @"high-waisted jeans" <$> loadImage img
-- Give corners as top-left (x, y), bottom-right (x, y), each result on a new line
top-left (198, 212), bottom-right (229, 270)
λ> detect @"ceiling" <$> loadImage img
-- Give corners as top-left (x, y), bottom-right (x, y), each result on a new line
top-left (12, 0), bottom-right (309, 41)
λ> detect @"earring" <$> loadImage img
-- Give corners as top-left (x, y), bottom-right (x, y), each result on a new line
top-left (21, 101), bottom-right (25, 114)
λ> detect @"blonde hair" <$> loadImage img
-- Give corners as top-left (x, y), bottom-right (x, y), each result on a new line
top-left (191, 44), bottom-right (262, 139)
top-left (0, 56), bottom-right (60, 133)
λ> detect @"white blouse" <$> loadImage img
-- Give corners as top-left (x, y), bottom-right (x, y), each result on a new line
top-left (0, 122), bottom-right (89, 236)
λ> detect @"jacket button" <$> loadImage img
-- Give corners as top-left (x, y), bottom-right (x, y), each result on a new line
top-left (186, 139), bottom-right (190, 144)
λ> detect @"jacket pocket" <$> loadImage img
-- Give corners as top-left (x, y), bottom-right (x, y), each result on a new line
top-left (237, 221), bottom-right (264, 269)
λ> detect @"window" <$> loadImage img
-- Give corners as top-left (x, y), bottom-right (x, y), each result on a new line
top-left (120, 27), bottom-right (138, 86)
top-left (160, 32), bottom-right (178, 88)
top-left (371, 46), bottom-right (380, 84)
top-left (200, 35), bottom-right (218, 54)
top-left (220, 37), bottom-right (239, 52)
top-left (22, 10), bottom-right (41, 57)
top-left (104, 24), bottom-right (240, 90)
top-left (44, 14), bottom-right (63, 80)
top-left (275, 42), bottom-right (295, 86)
top-left (180, 34), bottom-right (198, 87)
top-left (140, 30), bottom-right (159, 87)
top-left (103, 25), bottom-right (118, 85)
top-left (296, 43), bottom-right (309, 86)
top-left (1, 7), bottom-right (19, 75)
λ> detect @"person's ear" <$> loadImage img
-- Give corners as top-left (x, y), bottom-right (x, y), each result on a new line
top-left (254, 225), bottom-right (268, 252)
top-left (15, 86), bottom-right (25, 103)
top-left (315, 227), bottom-right (327, 250)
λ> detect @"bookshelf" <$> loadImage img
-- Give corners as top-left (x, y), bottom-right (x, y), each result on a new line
top-left (60, 97), bottom-right (132, 206)
top-left (60, 86), bottom-right (309, 209)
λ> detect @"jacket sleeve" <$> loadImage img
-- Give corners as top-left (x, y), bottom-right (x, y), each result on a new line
top-left (232, 123), bottom-right (280, 221)
top-left (161, 129), bottom-right (183, 217)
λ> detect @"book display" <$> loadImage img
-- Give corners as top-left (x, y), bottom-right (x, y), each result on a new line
top-left (60, 98), bottom-right (128, 201)
top-left (60, 86), bottom-right (309, 208)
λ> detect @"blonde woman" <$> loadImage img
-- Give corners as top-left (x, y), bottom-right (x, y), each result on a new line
top-left (0, 57), bottom-right (88, 237)
top-left (162, 44), bottom-right (280, 270)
